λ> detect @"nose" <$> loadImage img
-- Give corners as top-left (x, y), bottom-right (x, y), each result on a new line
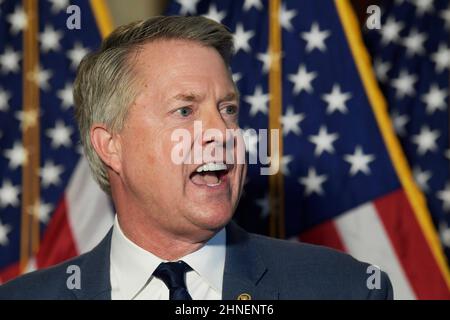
top-left (200, 106), bottom-right (228, 147)
top-left (193, 104), bottom-right (237, 165)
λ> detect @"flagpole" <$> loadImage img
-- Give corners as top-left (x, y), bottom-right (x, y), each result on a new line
top-left (20, 0), bottom-right (41, 272)
top-left (268, 0), bottom-right (285, 238)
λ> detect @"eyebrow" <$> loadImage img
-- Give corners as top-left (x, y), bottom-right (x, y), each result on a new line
top-left (170, 91), bottom-right (240, 103)
top-left (219, 92), bottom-right (239, 103)
top-left (171, 92), bottom-right (202, 102)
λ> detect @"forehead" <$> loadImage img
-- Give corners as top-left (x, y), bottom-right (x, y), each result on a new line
top-left (133, 39), bottom-right (229, 77)
top-left (131, 39), bottom-right (235, 98)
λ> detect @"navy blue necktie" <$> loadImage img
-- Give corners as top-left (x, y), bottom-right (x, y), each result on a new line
top-left (153, 261), bottom-right (193, 300)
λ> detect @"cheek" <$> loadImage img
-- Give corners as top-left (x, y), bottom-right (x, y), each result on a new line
top-left (146, 132), bottom-right (185, 182)
top-left (120, 127), bottom-right (161, 178)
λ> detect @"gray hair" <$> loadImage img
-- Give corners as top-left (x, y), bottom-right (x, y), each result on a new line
top-left (73, 16), bottom-right (234, 194)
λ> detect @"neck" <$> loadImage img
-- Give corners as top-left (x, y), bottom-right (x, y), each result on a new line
top-left (116, 212), bottom-right (214, 261)
top-left (109, 175), bottom-right (218, 260)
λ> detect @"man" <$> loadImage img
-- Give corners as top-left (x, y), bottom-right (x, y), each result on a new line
top-left (0, 16), bottom-right (392, 300)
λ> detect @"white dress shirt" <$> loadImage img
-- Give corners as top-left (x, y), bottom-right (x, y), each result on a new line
top-left (110, 216), bottom-right (225, 300)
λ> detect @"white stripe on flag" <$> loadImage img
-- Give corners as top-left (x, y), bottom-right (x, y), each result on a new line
top-left (66, 157), bottom-right (114, 254)
top-left (334, 202), bottom-right (416, 300)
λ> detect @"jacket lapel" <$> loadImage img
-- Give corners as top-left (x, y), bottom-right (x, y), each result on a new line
top-left (72, 228), bottom-right (113, 300)
top-left (222, 221), bottom-right (278, 300)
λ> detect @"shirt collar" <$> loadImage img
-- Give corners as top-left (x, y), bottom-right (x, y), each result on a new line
top-left (182, 227), bottom-right (226, 292)
top-left (110, 216), bottom-right (163, 299)
top-left (110, 215), bottom-right (226, 298)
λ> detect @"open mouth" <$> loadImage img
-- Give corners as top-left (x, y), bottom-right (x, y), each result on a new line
top-left (189, 163), bottom-right (231, 187)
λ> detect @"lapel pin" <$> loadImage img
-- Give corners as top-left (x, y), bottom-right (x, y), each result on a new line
top-left (237, 293), bottom-right (251, 300)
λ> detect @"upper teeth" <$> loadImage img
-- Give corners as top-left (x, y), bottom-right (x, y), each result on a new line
top-left (196, 163), bottom-right (227, 173)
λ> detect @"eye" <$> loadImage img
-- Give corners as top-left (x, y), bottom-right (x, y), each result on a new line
top-left (222, 105), bottom-right (238, 115)
top-left (176, 106), bottom-right (193, 117)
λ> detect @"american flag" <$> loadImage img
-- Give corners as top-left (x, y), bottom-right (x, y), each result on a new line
top-left (364, 0), bottom-right (450, 263)
top-left (167, 0), bottom-right (450, 298)
top-left (0, 0), bottom-right (113, 282)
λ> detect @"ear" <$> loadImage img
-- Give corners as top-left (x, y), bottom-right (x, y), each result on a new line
top-left (90, 124), bottom-right (122, 174)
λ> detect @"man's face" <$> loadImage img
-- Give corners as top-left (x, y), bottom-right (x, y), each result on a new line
top-left (115, 39), bottom-right (246, 239)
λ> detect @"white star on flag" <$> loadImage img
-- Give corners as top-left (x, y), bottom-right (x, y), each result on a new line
top-left (431, 44), bottom-right (450, 73)
top-left (46, 120), bottom-right (73, 148)
top-left (57, 83), bottom-right (74, 109)
top-left (413, 166), bottom-right (432, 193)
top-left (176, 0), bottom-right (200, 15)
top-left (437, 183), bottom-right (450, 212)
top-left (0, 180), bottom-right (21, 208)
top-left (0, 47), bottom-right (21, 74)
top-left (411, 0), bottom-right (434, 16)
top-left (280, 106), bottom-right (305, 136)
top-left (439, 222), bottom-right (450, 248)
top-left (243, 0), bottom-right (263, 11)
top-left (244, 85), bottom-right (269, 116)
top-left (391, 70), bottom-right (418, 98)
top-left (411, 126), bottom-right (440, 155)
top-left (344, 146), bottom-right (376, 176)
top-left (402, 29), bottom-right (427, 56)
top-left (391, 110), bottom-right (409, 136)
top-left (299, 167), bottom-right (328, 196)
top-left (421, 84), bottom-right (447, 114)
top-left (232, 72), bottom-right (242, 83)
top-left (28, 65), bottom-right (53, 91)
top-left (6, 5), bottom-right (27, 35)
top-left (203, 4), bottom-right (226, 23)
top-left (446, 149), bottom-right (450, 160)
top-left (27, 200), bottom-right (54, 224)
top-left (256, 51), bottom-right (271, 74)
top-left (0, 87), bottom-right (11, 112)
top-left (40, 25), bottom-right (63, 52)
top-left (373, 58), bottom-right (391, 83)
top-left (48, 0), bottom-right (69, 14)
top-left (322, 84), bottom-right (352, 114)
top-left (0, 219), bottom-right (11, 246)
top-left (301, 22), bottom-right (330, 52)
top-left (15, 109), bottom-right (39, 130)
top-left (38, 200), bottom-right (53, 224)
top-left (40, 160), bottom-right (64, 188)
top-left (308, 126), bottom-right (339, 157)
top-left (380, 17), bottom-right (404, 45)
top-left (280, 154), bottom-right (294, 176)
top-left (440, 5), bottom-right (450, 30)
top-left (288, 64), bottom-right (317, 95)
top-left (67, 42), bottom-right (90, 70)
top-left (279, 3), bottom-right (297, 32)
top-left (233, 23), bottom-right (254, 53)
top-left (3, 141), bottom-right (28, 170)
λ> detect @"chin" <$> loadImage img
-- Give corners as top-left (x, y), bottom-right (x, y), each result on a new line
top-left (191, 205), bottom-right (234, 231)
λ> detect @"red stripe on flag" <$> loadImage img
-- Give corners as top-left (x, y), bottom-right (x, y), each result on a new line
top-left (374, 189), bottom-right (450, 299)
top-left (0, 262), bottom-right (20, 284)
top-left (299, 219), bottom-right (347, 252)
top-left (36, 197), bottom-right (78, 269)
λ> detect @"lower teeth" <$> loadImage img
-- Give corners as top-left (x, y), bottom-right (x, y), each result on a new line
top-left (207, 180), bottom-right (221, 187)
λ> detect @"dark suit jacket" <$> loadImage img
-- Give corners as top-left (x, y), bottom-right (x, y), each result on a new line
top-left (0, 221), bottom-right (393, 299)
